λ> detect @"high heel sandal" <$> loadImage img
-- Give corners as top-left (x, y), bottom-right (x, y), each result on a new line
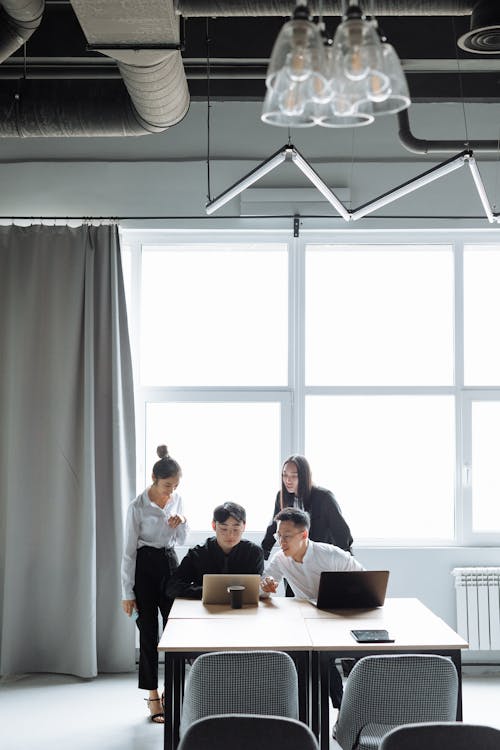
top-left (145, 696), bottom-right (164, 724)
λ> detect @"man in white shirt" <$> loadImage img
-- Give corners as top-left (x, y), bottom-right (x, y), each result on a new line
top-left (261, 507), bottom-right (364, 708)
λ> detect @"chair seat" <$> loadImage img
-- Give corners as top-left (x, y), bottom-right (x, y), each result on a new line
top-left (358, 722), bottom-right (399, 750)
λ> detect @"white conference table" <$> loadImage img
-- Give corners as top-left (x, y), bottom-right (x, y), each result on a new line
top-left (158, 597), bottom-right (468, 750)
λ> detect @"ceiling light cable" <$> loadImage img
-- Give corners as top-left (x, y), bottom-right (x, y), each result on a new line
top-left (205, 18), bottom-right (212, 204)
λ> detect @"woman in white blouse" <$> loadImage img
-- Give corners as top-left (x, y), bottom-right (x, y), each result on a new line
top-left (121, 444), bottom-right (189, 723)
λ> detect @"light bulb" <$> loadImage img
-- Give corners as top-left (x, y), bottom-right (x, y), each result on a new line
top-left (307, 71), bottom-right (331, 104)
top-left (279, 82), bottom-right (306, 116)
top-left (343, 45), bottom-right (369, 81)
top-left (285, 48), bottom-right (313, 82)
top-left (366, 70), bottom-right (390, 102)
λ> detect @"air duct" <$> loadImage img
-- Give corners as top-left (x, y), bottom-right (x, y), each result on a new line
top-left (0, 0), bottom-right (189, 137)
top-left (398, 108), bottom-right (500, 153)
top-left (457, 0), bottom-right (500, 53)
top-left (0, 0), bottom-right (44, 63)
top-left (70, 0), bottom-right (189, 134)
top-left (175, 1), bottom-right (473, 16)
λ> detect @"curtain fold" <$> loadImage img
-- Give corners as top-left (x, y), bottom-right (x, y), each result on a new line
top-left (0, 224), bottom-right (136, 677)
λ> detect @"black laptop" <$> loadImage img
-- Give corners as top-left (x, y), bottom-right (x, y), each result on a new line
top-left (311, 570), bottom-right (390, 609)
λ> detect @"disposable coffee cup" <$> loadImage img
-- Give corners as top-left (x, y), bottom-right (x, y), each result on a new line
top-left (227, 585), bottom-right (245, 609)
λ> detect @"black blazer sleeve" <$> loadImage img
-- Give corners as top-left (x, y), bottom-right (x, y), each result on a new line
top-left (260, 492), bottom-right (282, 560)
top-left (308, 487), bottom-right (353, 552)
top-left (250, 543), bottom-right (265, 575)
top-left (165, 549), bottom-right (203, 600)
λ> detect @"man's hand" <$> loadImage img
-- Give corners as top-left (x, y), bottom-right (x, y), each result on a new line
top-left (261, 576), bottom-right (279, 594)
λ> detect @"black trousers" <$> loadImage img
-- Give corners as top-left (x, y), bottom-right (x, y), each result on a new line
top-left (284, 580), bottom-right (343, 708)
top-left (134, 545), bottom-right (178, 690)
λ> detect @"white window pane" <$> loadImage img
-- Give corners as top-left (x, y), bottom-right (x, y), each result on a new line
top-left (145, 401), bottom-right (281, 531)
top-left (464, 246), bottom-right (500, 385)
top-left (140, 244), bottom-right (288, 386)
top-left (305, 245), bottom-right (454, 386)
top-left (472, 401), bottom-right (500, 532)
top-left (306, 395), bottom-right (455, 540)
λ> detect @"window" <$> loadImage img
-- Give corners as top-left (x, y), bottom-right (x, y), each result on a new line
top-left (140, 244), bottom-right (288, 386)
top-left (306, 394), bottom-right (455, 541)
top-left (121, 228), bottom-right (500, 545)
top-left (305, 245), bottom-right (454, 386)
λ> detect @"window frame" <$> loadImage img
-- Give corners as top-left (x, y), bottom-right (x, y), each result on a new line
top-left (120, 226), bottom-right (500, 547)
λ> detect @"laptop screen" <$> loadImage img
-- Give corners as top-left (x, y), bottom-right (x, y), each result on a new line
top-left (314, 570), bottom-right (390, 609)
top-left (201, 573), bottom-right (261, 606)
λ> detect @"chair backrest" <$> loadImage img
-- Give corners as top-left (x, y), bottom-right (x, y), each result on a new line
top-left (178, 713), bottom-right (319, 750)
top-left (179, 650), bottom-right (299, 737)
top-left (335, 654), bottom-right (458, 750)
top-left (379, 721), bottom-right (500, 750)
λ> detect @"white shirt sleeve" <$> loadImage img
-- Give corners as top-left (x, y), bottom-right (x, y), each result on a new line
top-left (171, 495), bottom-right (189, 546)
top-left (121, 501), bottom-right (140, 600)
top-left (264, 551), bottom-right (285, 585)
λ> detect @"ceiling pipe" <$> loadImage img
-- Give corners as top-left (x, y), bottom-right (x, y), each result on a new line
top-left (0, 0), bottom-right (189, 137)
top-left (70, 0), bottom-right (189, 134)
top-left (0, 0), bottom-right (44, 63)
top-left (175, 1), bottom-right (473, 16)
top-left (397, 108), bottom-right (500, 154)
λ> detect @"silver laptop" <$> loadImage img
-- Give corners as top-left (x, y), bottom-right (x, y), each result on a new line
top-left (311, 570), bottom-right (390, 609)
top-left (201, 573), bottom-right (261, 606)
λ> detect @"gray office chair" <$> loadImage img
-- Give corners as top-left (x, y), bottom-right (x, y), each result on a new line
top-left (334, 654), bottom-right (458, 750)
top-left (178, 713), bottom-right (319, 750)
top-left (379, 721), bottom-right (500, 750)
top-left (179, 650), bottom-right (299, 737)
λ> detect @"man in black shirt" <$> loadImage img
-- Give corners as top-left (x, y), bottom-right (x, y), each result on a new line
top-left (166, 502), bottom-right (264, 599)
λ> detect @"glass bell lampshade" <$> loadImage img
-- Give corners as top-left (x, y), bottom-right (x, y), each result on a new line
top-left (369, 42), bottom-right (411, 115)
top-left (262, 4), bottom-right (326, 127)
top-left (316, 99), bottom-right (374, 127)
top-left (261, 74), bottom-right (317, 127)
top-left (332, 7), bottom-right (386, 84)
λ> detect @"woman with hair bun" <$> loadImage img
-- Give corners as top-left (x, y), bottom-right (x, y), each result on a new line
top-left (121, 444), bottom-right (188, 723)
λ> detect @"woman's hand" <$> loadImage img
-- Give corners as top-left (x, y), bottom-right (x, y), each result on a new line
top-left (122, 599), bottom-right (137, 617)
top-left (261, 576), bottom-right (279, 594)
top-left (168, 514), bottom-right (185, 528)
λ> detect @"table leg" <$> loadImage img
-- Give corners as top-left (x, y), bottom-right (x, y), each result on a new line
top-left (173, 657), bottom-right (182, 748)
top-left (164, 652), bottom-right (174, 750)
top-left (319, 651), bottom-right (330, 750)
top-left (311, 651), bottom-right (319, 739)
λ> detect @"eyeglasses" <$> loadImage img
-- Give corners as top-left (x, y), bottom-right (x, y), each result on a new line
top-left (273, 530), bottom-right (303, 544)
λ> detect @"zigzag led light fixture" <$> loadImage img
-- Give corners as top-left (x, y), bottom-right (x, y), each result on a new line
top-left (205, 145), bottom-right (499, 224)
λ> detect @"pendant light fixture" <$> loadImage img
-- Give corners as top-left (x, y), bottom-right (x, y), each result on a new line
top-left (261, 2), bottom-right (411, 129)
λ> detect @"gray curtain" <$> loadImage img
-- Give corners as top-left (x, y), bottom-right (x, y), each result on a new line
top-left (0, 224), bottom-right (136, 677)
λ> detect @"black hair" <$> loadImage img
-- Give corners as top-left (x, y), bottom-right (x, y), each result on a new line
top-left (280, 454), bottom-right (313, 508)
top-left (152, 444), bottom-right (182, 480)
top-left (274, 507), bottom-right (311, 530)
top-left (213, 501), bottom-right (246, 524)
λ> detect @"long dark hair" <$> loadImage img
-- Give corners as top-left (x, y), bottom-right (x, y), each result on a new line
top-left (152, 444), bottom-right (182, 480)
top-left (280, 454), bottom-right (313, 509)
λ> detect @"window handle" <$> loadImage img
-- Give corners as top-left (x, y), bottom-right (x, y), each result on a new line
top-left (463, 463), bottom-right (472, 486)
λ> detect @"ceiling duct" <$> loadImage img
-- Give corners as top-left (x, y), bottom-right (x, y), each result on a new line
top-left (0, 0), bottom-right (44, 63)
top-left (175, 1), bottom-right (473, 16)
top-left (457, 0), bottom-right (500, 53)
top-left (0, 0), bottom-right (189, 137)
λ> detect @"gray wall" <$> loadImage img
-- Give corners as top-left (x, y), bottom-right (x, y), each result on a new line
top-left (2, 101), bottom-right (500, 220)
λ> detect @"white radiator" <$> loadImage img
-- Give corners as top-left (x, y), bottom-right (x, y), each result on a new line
top-left (452, 567), bottom-right (500, 650)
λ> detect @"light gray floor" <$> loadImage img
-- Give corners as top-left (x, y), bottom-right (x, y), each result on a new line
top-left (1, 669), bottom-right (499, 750)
